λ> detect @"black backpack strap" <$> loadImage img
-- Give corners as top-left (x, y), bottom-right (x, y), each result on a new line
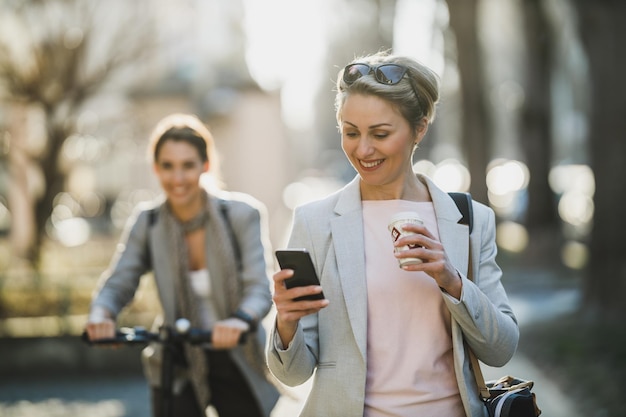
top-left (145, 207), bottom-right (158, 267)
top-left (148, 207), bottom-right (158, 226)
top-left (448, 192), bottom-right (473, 234)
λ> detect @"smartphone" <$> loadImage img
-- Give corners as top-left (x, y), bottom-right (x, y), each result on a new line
top-left (275, 249), bottom-right (325, 301)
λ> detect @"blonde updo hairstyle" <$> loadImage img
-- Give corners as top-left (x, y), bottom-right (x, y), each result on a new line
top-left (335, 51), bottom-right (440, 133)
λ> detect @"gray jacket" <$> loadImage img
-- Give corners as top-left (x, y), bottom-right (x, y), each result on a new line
top-left (92, 191), bottom-right (279, 416)
top-left (267, 175), bottom-right (519, 417)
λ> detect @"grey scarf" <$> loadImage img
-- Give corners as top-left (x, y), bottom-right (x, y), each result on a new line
top-left (162, 190), bottom-right (265, 410)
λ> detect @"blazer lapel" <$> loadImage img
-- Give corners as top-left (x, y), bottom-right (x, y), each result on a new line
top-left (331, 178), bottom-right (368, 361)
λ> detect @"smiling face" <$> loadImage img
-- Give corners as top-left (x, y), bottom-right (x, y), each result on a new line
top-left (340, 93), bottom-right (427, 199)
top-left (154, 139), bottom-right (209, 213)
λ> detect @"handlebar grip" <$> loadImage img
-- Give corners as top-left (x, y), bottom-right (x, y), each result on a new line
top-left (81, 330), bottom-right (122, 345)
top-left (81, 327), bottom-right (155, 345)
top-left (183, 328), bottom-right (212, 345)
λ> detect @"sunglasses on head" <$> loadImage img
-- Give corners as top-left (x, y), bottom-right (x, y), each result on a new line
top-left (343, 63), bottom-right (409, 86)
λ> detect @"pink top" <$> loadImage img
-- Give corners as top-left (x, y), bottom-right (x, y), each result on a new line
top-left (362, 200), bottom-right (464, 417)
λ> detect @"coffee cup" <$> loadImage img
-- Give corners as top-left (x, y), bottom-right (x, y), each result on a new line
top-left (388, 211), bottom-right (423, 267)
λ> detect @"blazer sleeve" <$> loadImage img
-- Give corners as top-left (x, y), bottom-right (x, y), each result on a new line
top-left (444, 202), bottom-right (520, 367)
top-left (267, 205), bottom-right (321, 386)
top-left (90, 206), bottom-right (152, 318)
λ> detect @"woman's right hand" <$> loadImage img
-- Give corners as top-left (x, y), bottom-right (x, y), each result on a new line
top-left (85, 306), bottom-right (116, 341)
top-left (272, 268), bottom-right (328, 347)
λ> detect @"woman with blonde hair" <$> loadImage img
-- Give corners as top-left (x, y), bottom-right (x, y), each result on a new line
top-left (268, 52), bottom-right (518, 417)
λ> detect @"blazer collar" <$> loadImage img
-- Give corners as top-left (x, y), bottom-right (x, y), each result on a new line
top-left (332, 174), bottom-right (470, 274)
top-left (334, 175), bottom-right (362, 215)
top-left (334, 174), bottom-right (466, 234)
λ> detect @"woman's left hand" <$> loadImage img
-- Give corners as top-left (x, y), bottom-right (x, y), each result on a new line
top-left (394, 223), bottom-right (463, 299)
top-left (212, 317), bottom-right (249, 349)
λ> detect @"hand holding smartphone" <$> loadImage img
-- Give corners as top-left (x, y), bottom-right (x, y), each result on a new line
top-left (275, 249), bottom-right (325, 301)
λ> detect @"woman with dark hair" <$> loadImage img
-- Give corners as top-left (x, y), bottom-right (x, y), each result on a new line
top-left (86, 113), bottom-right (279, 417)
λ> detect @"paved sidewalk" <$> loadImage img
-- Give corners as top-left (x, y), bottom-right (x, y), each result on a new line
top-left (0, 374), bottom-right (150, 417)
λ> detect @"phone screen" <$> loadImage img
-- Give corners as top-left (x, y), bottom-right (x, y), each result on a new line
top-left (275, 249), bottom-right (325, 301)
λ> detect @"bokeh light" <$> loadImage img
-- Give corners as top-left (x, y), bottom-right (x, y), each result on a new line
top-left (78, 192), bottom-right (106, 218)
top-left (413, 159), bottom-right (437, 177)
top-left (558, 191), bottom-right (594, 227)
top-left (549, 164), bottom-right (594, 195)
top-left (430, 158), bottom-right (471, 192)
top-left (110, 188), bottom-right (159, 230)
top-left (549, 164), bottom-right (595, 230)
top-left (52, 192), bottom-right (81, 217)
top-left (561, 240), bottom-right (588, 270)
top-left (282, 176), bottom-right (343, 210)
top-left (496, 221), bottom-right (529, 253)
top-left (47, 192), bottom-right (92, 247)
top-left (62, 134), bottom-right (103, 162)
top-left (486, 159), bottom-right (529, 196)
top-left (486, 159), bottom-right (529, 219)
top-left (52, 217), bottom-right (91, 247)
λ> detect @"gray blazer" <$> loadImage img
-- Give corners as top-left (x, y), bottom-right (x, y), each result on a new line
top-left (92, 192), bottom-right (279, 416)
top-left (267, 175), bottom-right (519, 417)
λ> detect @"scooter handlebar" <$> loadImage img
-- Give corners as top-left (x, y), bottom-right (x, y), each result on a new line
top-left (82, 321), bottom-right (247, 347)
top-left (81, 326), bottom-right (159, 345)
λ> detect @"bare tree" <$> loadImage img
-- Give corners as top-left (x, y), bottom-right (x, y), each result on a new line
top-left (572, 0), bottom-right (626, 320)
top-left (0, 0), bottom-right (155, 270)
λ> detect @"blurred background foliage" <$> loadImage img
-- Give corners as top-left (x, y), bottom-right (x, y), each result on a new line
top-left (0, 0), bottom-right (625, 407)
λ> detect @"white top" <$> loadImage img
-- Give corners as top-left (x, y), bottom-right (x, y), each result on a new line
top-left (362, 200), bottom-right (464, 417)
top-left (188, 268), bottom-right (217, 329)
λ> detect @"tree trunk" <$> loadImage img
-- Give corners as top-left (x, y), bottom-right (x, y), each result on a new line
top-left (31, 117), bottom-right (68, 269)
top-left (521, 0), bottom-right (558, 227)
top-left (519, 0), bottom-right (561, 261)
top-left (447, 0), bottom-right (491, 204)
top-left (7, 103), bottom-right (37, 266)
top-left (574, 0), bottom-right (626, 320)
